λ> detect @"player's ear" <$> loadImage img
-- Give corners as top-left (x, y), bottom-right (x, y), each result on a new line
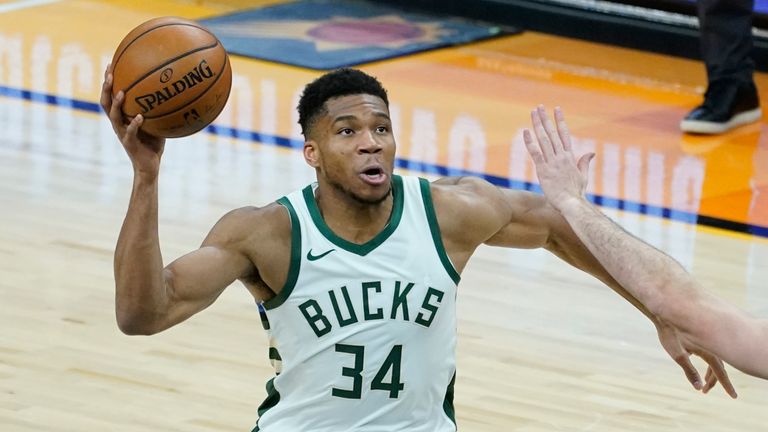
top-left (304, 140), bottom-right (320, 168)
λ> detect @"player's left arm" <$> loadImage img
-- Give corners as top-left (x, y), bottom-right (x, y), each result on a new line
top-left (485, 187), bottom-right (658, 320)
top-left (432, 175), bottom-right (738, 396)
top-left (432, 176), bottom-right (668, 324)
top-left (434, 175), bottom-right (665, 322)
top-left (432, 176), bottom-right (676, 322)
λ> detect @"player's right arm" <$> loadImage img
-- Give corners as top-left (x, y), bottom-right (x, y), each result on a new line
top-left (102, 65), bottom-right (266, 335)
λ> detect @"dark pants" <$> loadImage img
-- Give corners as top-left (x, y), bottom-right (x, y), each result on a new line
top-left (697, 0), bottom-right (755, 86)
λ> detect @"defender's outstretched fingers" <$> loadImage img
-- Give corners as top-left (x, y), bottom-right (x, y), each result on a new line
top-left (701, 354), bottom-right (737, 398)
top-left (537, 105), bottom-right (563, 154)
top-left (674, 354), bottom-right (703, 390)
top-left (702, 366), bottom-right (716, 393)
top-left (531, 109), bottom-right (554, 162)
top-left (523, 129), bottom-right (545, 166)
top-left (554, 107), bottom-right (572, 152)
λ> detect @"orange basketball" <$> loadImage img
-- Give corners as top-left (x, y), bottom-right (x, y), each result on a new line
top-left (111, 17), bottom-right (232, 138)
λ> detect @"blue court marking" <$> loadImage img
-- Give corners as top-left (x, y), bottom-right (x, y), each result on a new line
top-left (2, 83), bottom-right (767, 238)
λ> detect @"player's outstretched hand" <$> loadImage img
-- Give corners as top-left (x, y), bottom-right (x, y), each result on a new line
top-left (100, 63), bottom-right (165, 178)
top-left (658, 322), bottom-right (737, 398)
top-left (656, 321), bottom-right (737, 398)
top-left (523, 105), bottom-right (593, 211)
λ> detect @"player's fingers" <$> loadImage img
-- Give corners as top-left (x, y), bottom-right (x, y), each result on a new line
top-left (109, 90), bottom-right (126, 129)
top-left (531, 109), bottom-right (553, 162)
top-left (554, 107), bottom-right (573, 152)
top-left (523, 129), bottom-right (545, 166)
top-left (576, 152), bottom-right (595, 181)
top-left (537, 105), bottom-right (563, 154)
top-left (125, 114), bottom-right (143, 139)
top-left (702, 366), bottom-right (717, 393)
top-left (701, 354), bottom-right (737, 398)
top-left (100, 72), bottom-right (113, 113)
top-left (674, 354), bottom-right (702, 390)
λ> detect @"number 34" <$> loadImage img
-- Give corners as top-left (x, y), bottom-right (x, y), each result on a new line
top-left (332, 343), bottom-right (404, 399)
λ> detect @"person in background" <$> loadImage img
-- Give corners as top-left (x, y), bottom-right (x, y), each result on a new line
top-left (681, 0), bottom-right (762, 134)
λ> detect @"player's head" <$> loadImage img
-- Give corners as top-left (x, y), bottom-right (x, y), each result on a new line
top-left (298, 68), bottom-right (395, 205)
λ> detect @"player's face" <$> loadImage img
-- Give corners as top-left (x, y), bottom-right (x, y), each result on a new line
top-left (307, 94), bottom-right (396, 204)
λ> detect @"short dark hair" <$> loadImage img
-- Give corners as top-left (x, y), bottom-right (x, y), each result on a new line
top-left (297, 68), bottom-right (389, 138)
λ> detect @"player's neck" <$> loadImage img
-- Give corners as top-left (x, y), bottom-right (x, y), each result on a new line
top-left (314, 184), bottom-right (394, 245)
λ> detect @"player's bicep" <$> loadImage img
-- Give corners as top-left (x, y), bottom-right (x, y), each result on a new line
top-left (158, 210), bottom-right (257, 330)
top-left (158, 245), bottom-right (251, 330)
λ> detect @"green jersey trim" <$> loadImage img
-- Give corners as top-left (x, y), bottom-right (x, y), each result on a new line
top-left (252, 377), bottom-right (281, 432)
top-left (301, 175), bottom-right (404, 256)
top-left (442, 371), bottom-right (456, 427)
top-left (418, 178), bottom-right (461, 284)
top-left (262, 197), bottom-right (302, 310)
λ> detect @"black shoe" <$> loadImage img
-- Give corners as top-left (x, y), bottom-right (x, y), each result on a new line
top-left (680, 81), bottom-right (762, 134)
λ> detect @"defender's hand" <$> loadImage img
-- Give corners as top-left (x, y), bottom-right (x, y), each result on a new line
top-left (656, 321), bottom-right (737, 398)
top-left (100, 64), bottom-right (166, 177)
top-left (523, 106), bottom-right (593, 212)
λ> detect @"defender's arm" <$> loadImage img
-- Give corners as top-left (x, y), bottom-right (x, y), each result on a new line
top-left (523, 105), bottom-right (768, 383)
top-left (557, 196), bottom-right (768, 380)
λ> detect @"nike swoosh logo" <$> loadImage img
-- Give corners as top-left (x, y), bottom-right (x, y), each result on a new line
top-left (307, 248), bottom-right (336, 261)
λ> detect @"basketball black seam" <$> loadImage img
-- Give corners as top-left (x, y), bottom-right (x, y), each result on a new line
top-left (142, 56), bottom-right (229, 121)
top-left (113, 21), bottom-right (218, 67)
top-left (122, 41), bottom-right (220, 95)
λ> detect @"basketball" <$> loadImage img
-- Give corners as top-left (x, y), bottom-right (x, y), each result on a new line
top-left (110, 16), bottom-right (232, 138)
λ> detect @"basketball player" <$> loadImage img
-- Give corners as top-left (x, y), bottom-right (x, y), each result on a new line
top-left (101, 67), bottom-right (767, 431)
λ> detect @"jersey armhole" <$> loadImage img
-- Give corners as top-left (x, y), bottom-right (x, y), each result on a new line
top-left (262, 197), bottom-right (302, 310)
top-left (418, 178), bottom-right (461, 284)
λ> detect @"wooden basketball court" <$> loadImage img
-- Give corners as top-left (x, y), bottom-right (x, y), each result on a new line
top-left (1, 0), bottom-right (767, 431)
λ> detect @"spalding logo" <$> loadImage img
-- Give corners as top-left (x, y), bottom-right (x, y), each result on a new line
top-left (160, 68), bottom-right (173, 83)
top-left (135, 59), bottom-right (215, 113)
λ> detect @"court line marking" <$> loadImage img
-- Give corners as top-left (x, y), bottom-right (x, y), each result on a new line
top-left (0, 0), bottom-right (61, 14)
top-left (1, 83), bottom-right (766, 239)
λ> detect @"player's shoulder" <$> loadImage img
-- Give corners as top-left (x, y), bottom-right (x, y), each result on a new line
top-left (204, 202), bottom-right (292, 250)
top-left (428, 176), bottom-right (505, 211)
top-left (429, 176), bottom-right (546, 214)
top-left (421, 177), bottom-right (511, 243)
top-left (216, 202), bottom-right (289, 227)
top-left (426, 176), bottom-right (553, 235)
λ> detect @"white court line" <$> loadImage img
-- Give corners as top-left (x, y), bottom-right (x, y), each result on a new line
top-left (0, 0), bottom-right (61, 14)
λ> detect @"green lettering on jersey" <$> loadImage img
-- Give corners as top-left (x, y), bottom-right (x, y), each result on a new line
top-left (362, 281), bottom-right (384, 320)
top-left (298, 299), bottom-right (332, 337)
top-left (390, 281), bottom-right (414, 321)
top-left (329, 286), bottom-right (359, 327)
top-left (415, 287), bottom-right (444, 328)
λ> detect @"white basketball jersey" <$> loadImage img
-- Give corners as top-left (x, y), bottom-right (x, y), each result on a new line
top-left (252, 175), bottom-right (460, 432)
